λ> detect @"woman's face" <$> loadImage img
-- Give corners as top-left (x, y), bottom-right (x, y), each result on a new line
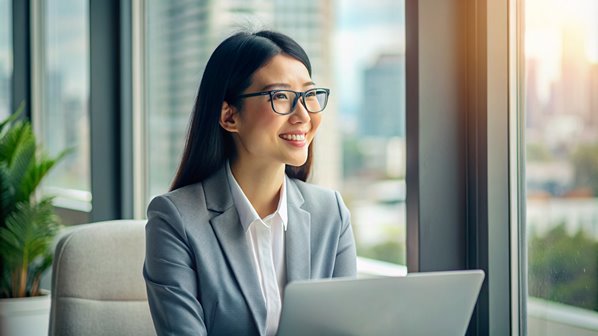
top-left (225, 54), bottom-right (322, 168)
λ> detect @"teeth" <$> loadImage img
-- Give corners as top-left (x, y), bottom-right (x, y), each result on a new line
top-left (282, 134), bottom-right (305, 141)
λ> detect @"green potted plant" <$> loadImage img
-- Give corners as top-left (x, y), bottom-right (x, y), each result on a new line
top-left (0, 103), bottom-right (67, 336)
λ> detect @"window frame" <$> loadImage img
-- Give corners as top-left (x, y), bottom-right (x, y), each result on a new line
top-left (406, 0), bottom-right (520, 334)
top-left (12, 0), bottom-right (29, 118)
top-left (510, 0), bottom-right (527, 334)
top-left (31, 0), bottom-right (131, 223)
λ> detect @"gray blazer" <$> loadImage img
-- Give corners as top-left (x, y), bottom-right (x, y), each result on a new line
top-left (143, 166), bottom-right (357, 336)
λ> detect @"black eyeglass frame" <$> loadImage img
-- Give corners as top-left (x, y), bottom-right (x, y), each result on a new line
top-left (237, 88), bottom-right (330, 115)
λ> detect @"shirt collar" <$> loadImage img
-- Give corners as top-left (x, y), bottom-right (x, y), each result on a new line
top-left (226, 162), bottom-right (288, 232)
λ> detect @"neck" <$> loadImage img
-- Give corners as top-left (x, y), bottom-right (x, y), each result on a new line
top-left (230, 159), bottom-right (285, 218)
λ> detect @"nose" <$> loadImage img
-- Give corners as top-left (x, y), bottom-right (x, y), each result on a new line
top-left (289, 97), bottom-right (310, 124)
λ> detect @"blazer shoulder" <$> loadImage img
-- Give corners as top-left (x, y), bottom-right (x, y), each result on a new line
top-left (147, 183), bottom-right (210, 231)
top-left (290, 178), bottom-right (334, 194)
top-left (288, 178), bottom-right (346, 211)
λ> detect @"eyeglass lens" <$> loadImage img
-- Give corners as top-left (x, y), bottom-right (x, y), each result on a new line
top-left (271, 89), bottom-right (328, 114)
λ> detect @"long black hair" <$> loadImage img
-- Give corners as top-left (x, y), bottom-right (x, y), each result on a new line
top-left (170, 30), bottom-right (315, 191)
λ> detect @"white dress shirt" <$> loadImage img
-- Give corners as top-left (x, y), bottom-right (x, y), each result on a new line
top-left (226, 163), bottom-right (287, 336)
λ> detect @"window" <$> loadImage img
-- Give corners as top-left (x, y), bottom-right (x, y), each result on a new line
top-left (0, 0), bottom-right (11, 120)
top-left (524, 0), bottom-right (598, 333)
top-left (335, 0), bottom-right (406, 266)
top-left (142, 0), bottom-right (407, 267)
top-left (35, 0), bottom-right (91, 210)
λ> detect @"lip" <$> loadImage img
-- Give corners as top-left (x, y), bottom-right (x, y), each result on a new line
top-left (280, 129), bottom-right (309, 135)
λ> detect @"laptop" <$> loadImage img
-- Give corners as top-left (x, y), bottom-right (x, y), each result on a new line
top-left (277, 270), bottom-right (484, 336)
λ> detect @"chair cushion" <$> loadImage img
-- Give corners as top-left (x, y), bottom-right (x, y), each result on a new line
top-left (50, 298), bottom-right (155, 336)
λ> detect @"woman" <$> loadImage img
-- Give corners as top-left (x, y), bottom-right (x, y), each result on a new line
top-left (143, 30), bottom-right (357, 336)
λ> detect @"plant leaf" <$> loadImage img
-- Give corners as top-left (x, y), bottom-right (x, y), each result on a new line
top-left (0, 165), bottom-right (16, 224)
top-left (0, 101), bottom-right (25, 135)
top-left (7, 125), bottom-right (36, 202)
top-left (18, 149), bottom-right (70, 202)
top-left (0, 199), bottom-right (60, 277)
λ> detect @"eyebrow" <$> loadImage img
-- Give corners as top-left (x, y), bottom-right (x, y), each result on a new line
top-left (260, 81), bottom-right (316, 91)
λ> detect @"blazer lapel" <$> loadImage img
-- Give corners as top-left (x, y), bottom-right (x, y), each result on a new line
top-left (285, 179), bottom-right (311, 282)
top-left (205, 167), bottom-right (267, 336)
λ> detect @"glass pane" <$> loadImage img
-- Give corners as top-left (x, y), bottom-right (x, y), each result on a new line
top-left (41, 0), bottom-right (91, 200)
top-left (336, 0), bottom-right (406, 266)
top-left (524, 0), bottom-right (598, 334)
top-left (0, 0), bottom-right (11, 120)
top-left (145, 1), bottom-right (204, 199)
top-left (144, 0), bottom-right (406, 268)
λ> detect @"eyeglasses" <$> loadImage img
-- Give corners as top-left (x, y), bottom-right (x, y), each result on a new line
top-left (237, 88), bottom-right (330, 115)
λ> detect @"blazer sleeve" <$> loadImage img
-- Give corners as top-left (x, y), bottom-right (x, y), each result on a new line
top-left (332, 191), bottom-right (358, 277)
top-left (143, 195), bottom-right (207, 336)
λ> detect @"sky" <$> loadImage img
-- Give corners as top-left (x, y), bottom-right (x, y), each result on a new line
top-left (525, 0), bottom-right (598, 101)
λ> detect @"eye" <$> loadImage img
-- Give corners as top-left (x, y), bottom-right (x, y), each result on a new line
top-left (272, 92), bottom-right (290, 100)
top-left (305, 90), bottom-right (317, 98)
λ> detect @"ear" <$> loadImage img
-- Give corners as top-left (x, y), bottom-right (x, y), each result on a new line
top-left (219, 101), bottom-right (239, 133)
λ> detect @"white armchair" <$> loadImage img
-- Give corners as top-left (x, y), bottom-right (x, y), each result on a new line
top-left (49, 220), bottom-right (155, 336)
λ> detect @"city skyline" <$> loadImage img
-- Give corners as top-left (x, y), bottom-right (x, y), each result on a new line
top-left (524, 0), bottom-right (598, 102)
top-left (525, 45), bottom-right (598, 133)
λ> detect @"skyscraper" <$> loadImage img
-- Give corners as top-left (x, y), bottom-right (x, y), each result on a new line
top-left (525, 58), bottom-right (543, 130)
top-left (146, 2), bottom-right (211, 196)
top-left (590, 63), bottom-right (598, 130)
top-left (359, 53), bottom-right (405, 138)
top-left (559, 22), bottom-right (590, 121)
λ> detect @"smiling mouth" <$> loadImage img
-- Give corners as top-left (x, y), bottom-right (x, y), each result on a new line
top-left (280, 133), bottom-right (306, 141)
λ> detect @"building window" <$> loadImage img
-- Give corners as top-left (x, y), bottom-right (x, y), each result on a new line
top-left (0, 0), bottom-right (11, 120)
top-left (36, 0), bottom-right (91, 210)
top-left (524, 0), bottom-right (598, 333)
top-left (142, 0), bottom-right (407, 267)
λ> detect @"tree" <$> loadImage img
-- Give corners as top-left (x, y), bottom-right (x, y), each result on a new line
top-left (342, 135), bottom-right (365, 178)
top-left (571, 143), bottom-right (598, 196)
top-left (526, 142), bottom-right (553, 162)
top-left (528, 223), bottom-right (598, 311)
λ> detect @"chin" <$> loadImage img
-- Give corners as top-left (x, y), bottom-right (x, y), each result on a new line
top-left (286, 155), bottom-right (308, 167)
